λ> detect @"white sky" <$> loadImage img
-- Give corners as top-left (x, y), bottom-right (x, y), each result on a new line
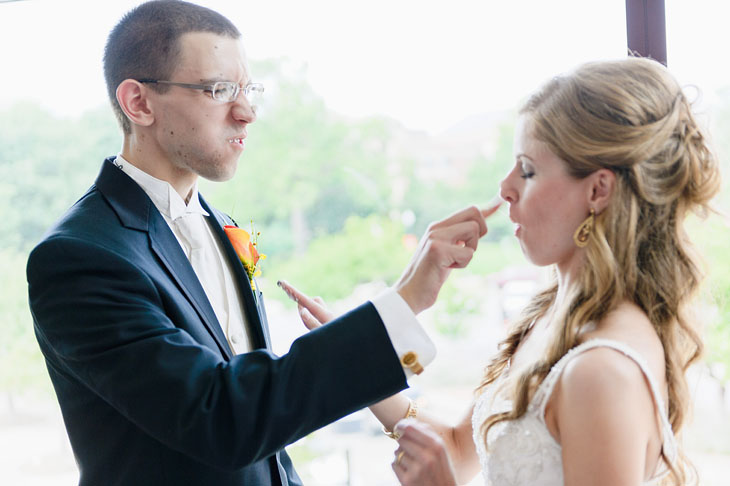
top-left (0, 0), bottom-right (728, 134)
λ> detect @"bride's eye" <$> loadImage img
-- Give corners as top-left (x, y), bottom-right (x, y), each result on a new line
top-left (519, 161), bottom-right (535, 179)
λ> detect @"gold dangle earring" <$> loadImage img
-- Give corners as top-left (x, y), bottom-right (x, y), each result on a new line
top-left (573, 208), bottom-right (595, 248)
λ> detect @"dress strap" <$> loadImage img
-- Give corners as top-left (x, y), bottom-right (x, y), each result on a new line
top-left (531, 338), bottom-right (677, 465)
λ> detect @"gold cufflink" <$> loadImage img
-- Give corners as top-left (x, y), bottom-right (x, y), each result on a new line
top-left (401, 351), bottom-right (424, 375)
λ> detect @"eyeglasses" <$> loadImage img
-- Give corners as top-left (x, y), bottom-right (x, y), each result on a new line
top-left (137, 79), bottom-right (264, 106)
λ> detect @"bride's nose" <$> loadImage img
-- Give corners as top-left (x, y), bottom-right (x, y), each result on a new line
top-left (499, 170), bottom-right (518, 204)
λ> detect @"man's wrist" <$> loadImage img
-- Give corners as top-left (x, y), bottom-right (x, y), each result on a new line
top-left (395, 286), bottom-right (420, 315)
top-left (370, 289), bottom-right (436, 378)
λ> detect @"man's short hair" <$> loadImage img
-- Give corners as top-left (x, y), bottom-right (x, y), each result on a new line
top-left (104, 0), bottom-right (241, 134)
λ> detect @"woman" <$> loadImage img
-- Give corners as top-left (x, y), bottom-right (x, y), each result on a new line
top-left (282, 57), bottom-right (720, 485)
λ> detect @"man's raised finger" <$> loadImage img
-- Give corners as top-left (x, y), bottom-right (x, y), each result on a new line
top-left (481, 198), bottom-right (503, 219)
top-left (429, 206), bottom-right (487, 238)
top-left (430, 221), bottom-right (483, 251)
top-left (278, 280), bottom-right (327, 318)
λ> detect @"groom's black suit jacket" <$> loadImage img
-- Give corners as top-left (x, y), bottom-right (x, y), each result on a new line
top-left (27, 158), bottom-right (407, 485)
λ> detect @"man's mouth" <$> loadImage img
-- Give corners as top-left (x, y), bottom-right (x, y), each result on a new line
top-left (228, 138), bottom-right (245, 148)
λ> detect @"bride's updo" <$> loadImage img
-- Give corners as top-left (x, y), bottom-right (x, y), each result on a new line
top-left (525, 57), bottom-right (718, 210)
top-left (479, 57), bottom-right (720, 485)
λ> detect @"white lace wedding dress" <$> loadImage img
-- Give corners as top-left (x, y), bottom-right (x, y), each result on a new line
top-left (471, 339), bottom-right (677, 486)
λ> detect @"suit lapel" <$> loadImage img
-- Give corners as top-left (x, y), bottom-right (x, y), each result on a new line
top-left (148, 216), bottom-right (234, 358)
top-left (96, 158), bottom-right (233, 359)
top-left (200, 197), bottom-right (269, 350)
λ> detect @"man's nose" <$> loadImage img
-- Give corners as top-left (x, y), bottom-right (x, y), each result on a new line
top-left (232, 95), bottom-right (256, 124)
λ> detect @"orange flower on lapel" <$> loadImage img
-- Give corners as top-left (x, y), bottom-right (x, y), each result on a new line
top-left (224, 224), bottom-right (266, 290)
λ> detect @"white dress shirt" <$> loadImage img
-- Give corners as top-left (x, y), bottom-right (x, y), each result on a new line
top-left (113, 155), bottom-right (435, 375)
top-left (114, 155), bottom-right (252, 354)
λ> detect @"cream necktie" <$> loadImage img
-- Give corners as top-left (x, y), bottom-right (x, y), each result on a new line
top-left (172, 212), bottom-right (251, 352)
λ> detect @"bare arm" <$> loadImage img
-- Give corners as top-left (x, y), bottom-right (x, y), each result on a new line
top-left (553, 348), bottom-right (660, 486)
top-left (278, 280), bottom-right (480, 484)
top-left (278, 203), bottom-right (501, 484)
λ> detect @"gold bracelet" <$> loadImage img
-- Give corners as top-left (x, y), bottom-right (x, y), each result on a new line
top-left (383, 399), bottom-right (418, 440)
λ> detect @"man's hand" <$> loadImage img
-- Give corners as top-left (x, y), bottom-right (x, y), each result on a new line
top-left (277, 280), bottom-right (333, 329)
top-left (278, 200), bottom-right (501, 322)
top-left (395, 202), bottom-right (500, 315)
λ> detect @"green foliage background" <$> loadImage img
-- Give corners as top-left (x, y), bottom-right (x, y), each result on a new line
top-left (1, 58), bottom-right (729, 401)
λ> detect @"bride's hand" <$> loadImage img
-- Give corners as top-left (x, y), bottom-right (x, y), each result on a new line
top-left (277, 280), bottom-right (334, 329)
top-left (392, 419), bottom-right (457, 486)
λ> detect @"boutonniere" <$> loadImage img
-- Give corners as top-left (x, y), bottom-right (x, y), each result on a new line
top-left (224, 222), bottom-right (266, 291)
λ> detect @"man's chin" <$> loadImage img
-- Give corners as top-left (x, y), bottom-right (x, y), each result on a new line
top-left (200, 162), bottom-right (238, 183)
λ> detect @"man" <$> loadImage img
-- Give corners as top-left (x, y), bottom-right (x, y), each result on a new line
top-left (26, 1), bottom-right (489, 485)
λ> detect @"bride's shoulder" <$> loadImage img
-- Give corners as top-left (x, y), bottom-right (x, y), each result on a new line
top-left (550, 336), bottom-right (661, 435)
top-left (558, 343), bottom-right (651, 402)
top-left (580, 301), bottom-right (666, 375)
top-left (552, 300), bottom-right (667, 420)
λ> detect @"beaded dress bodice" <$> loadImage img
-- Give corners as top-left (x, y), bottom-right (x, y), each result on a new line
top-left (471, 339), bottom-right (677, 486)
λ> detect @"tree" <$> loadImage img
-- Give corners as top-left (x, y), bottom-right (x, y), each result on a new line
top-left (203, 60), bottom-right (396, 255)
top-left (0, 103), bottom-right (121, 252)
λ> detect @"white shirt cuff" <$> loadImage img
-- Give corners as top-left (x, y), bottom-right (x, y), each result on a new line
top-left (370, 288), bottom-right (436, 378)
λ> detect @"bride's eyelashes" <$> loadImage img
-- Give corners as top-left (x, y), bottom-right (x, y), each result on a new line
top-left (519, 163), bottom-right (535, 179)
top-left (520, 170), bottom-right (535, 179)
top-left (515, 157), bottom-right (535, 179)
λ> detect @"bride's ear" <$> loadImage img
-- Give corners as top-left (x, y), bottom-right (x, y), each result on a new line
top-left (587, 169), bottom-right (616, 213)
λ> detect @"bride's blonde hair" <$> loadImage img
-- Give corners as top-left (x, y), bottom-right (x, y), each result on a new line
top-left (478, 57), bottom-right (720, 484)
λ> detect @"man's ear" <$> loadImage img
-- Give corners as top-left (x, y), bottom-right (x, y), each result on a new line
top-left (588, 169), bottom-right (616, 213)
top-left (116, 79), bottom-right (155, 128)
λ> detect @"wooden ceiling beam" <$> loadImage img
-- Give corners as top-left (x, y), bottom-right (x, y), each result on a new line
top-left (626, 0), bottom-right (667, 65)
